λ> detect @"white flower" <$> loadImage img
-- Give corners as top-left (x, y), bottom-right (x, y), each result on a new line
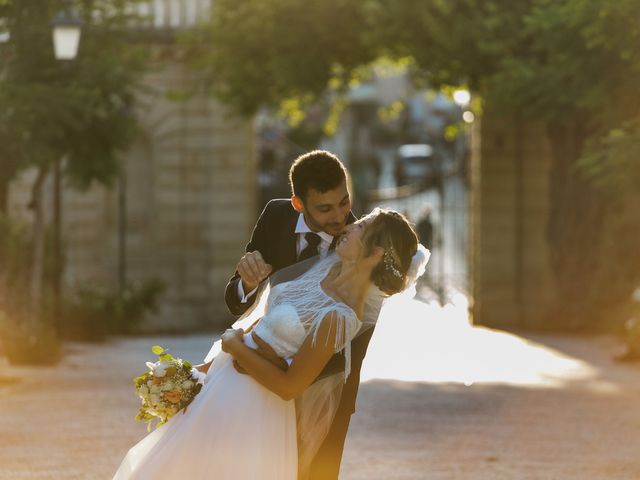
top-left (153, 361), bottom-right (170, 377)
top-left (161, 381), bottom-right (175, 392)
top-left (191, 368), bottom-right (206, 385)
top-left (181, 380), bottom-right (194, 389)
top-left (144, 360), bottom-right (171, 377)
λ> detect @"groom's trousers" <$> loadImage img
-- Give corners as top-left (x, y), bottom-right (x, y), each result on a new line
top-left (306, 410), bottom-right (351, 480)
top-left (306, 327), bottom-right (374, 480)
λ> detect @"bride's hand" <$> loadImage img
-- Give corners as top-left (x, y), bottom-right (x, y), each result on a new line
top-left (221, 328), bottom-right (244, 354)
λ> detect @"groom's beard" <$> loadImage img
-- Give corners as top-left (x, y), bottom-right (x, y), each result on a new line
top-left (324, 222), bottom-right (347, 236)
top-left (305, 212), bottom-right (349, 237)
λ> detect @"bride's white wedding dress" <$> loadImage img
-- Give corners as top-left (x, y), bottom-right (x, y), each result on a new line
top-left (113, 255), bottom-right (360, 480)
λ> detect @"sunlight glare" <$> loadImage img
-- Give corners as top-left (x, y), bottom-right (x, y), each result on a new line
top-left (453, 89), bottom-right (471, 106)
top-left (361, 294), bottom-right (611, 391)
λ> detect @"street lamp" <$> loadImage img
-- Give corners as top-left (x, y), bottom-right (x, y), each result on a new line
top-left (50, 4), bottom-right (82, 337)
top-left (51, 5), bottom-right (82, 60)
top-left (0, 19), bottom-right (10, 44)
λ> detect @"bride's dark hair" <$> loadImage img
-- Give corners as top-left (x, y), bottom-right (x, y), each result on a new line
top-left (361, 208), bottom-right (419, 295)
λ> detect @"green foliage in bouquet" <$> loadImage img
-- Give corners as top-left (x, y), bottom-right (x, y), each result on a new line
top-left (134, 345), bottom-right (204, 431)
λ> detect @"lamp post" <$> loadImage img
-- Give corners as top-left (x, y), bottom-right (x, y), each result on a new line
top-left (51, 3), bottom-right (82, 337)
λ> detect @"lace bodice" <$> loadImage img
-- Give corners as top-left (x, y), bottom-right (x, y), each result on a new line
top-left (251, 254), bottom-right (361, 379)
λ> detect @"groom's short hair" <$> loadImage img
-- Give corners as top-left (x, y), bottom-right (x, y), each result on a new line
top-left (289, 150), bottom-right (348, 201)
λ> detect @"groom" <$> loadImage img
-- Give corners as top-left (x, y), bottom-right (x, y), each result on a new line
top-left (225, 150), bottom-right (372, 479)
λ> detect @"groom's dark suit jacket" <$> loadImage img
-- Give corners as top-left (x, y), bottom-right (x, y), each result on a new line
top-left (224, 198), bottom-right (375, 479)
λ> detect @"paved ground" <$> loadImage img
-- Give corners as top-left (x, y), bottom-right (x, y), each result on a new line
top-left (1, 295), bottom-right (639, 479)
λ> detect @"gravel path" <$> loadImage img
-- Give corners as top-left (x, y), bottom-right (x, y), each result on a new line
top-left (1, 299), bottom-right (639, 479)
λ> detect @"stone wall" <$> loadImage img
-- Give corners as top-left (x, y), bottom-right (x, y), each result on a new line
top-left (471, 110), bottom-right (556, 329)
top-left (8, 63), bottom-right (256, 332)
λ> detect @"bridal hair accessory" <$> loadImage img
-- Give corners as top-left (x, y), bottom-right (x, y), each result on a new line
top-left (383, 247), bottom-right (403, 279)
top-left (383, 244), bottom-right (430, 285)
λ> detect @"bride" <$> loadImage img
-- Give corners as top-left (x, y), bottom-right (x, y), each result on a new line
top-left (113, 208), bottom-right (425, 480)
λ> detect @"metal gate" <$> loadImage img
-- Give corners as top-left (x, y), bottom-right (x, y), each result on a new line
top-left (364, 147), bottom-right (469, 305)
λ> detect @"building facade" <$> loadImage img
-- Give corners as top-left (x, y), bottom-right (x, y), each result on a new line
top-left (8, 1), bottom-right (256, 332)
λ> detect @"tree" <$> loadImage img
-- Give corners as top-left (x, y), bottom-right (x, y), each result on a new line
top-left (387, 0), bottom-right (640, 328)
top-left (0, 0), bottom-right (148, 322)
top-left (190, 0), bottom-right (640, 329)
top-left (184, 0), bottom-right (378, 116)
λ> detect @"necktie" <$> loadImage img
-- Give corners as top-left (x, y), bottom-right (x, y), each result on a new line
top-left (299, 233), bottom-right (321, 261)
top-left (329, 235), bottom-right (339, 251)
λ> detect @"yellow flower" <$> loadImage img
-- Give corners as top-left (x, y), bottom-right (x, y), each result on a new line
top-left (181, 380), bottom-right (194, 389)
top-left (164, 390), bottom-right (182, 404)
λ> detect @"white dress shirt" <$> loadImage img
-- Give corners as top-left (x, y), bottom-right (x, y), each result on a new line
top-left (237, 213), bottom-right (334, 303)
top-left (293, 213), bottom-right (334, 259)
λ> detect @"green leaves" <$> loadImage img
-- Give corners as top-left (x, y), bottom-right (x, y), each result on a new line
top-left (0, 0), bottom-right (148, 189)
top-left (151, 346), bottom-right (175, 363)
top-left (151, 345), bottom-right (164, 355)
top-left (183, 0), bottom-right (377, 115)
top-left (579, 119), bottom-right (640, 193)
top-left (191, 0), bottom-right (638, 134)
top-left (133, 373), bottom-right (149, 386)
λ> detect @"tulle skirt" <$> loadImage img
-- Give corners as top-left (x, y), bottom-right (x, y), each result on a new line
top-left (113, 342), bottom-right (297, 480)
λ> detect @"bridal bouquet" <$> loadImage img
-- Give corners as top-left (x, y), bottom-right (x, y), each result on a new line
top-left (133, 345), bottom-right (206, 430)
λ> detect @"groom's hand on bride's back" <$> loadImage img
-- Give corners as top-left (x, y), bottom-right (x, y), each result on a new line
top-left (237, 251), bottom-right (273, 292)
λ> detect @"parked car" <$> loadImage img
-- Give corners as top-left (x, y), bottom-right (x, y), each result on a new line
top-left (394, 144), bottom-right (436, 187)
